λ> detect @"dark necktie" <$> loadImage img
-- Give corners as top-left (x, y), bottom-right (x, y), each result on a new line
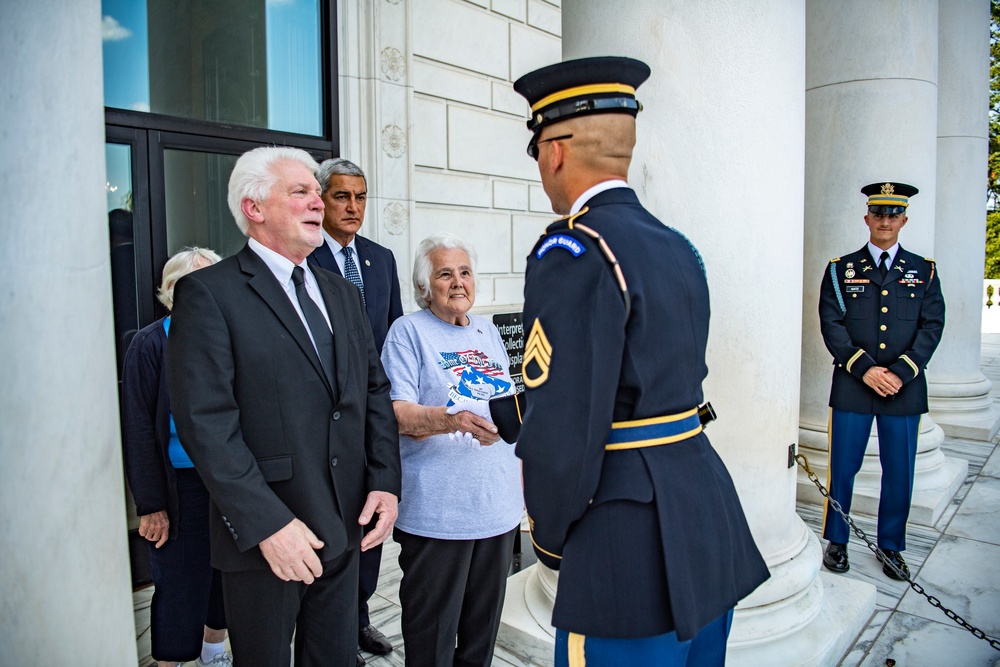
top-left (343, 246), bottom-right (366, 307)
top-left (291, 266), bottom-right (336, 391)
top-left (879, 251), bottom-right (890, 279)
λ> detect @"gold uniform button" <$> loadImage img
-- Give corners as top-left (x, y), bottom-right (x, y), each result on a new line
top-left (882, 290), bottom-right (888, 296)
top-left (881, 307), bottom-right (888, 313)
top-left (880, 343), bottom-right (886, 349)
top-left (852, 294), bottom-right (857, 298)
top-left (880, 325), bottom-right (887, 331)
top-left (911, 293), bottom-right (915, 298)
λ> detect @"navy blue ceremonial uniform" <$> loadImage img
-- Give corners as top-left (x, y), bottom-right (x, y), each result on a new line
top-left (819, 245), bottom-right (945, 548)
top-left (515, 187), bottom-right (770, 642)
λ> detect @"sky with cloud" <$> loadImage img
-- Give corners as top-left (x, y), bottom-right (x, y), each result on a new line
top-left (101, 0), bottom-right (320, 135)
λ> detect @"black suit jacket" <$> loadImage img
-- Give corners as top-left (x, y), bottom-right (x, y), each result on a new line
top-left (308, 234), bottom-right (403, 352)
top-left (166, 244), bottom-right (401, 572)
top-left (819, 245), bottom-right (945, 415)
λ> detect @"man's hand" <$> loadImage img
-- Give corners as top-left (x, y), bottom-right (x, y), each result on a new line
top-left (359, 491), bottom-right (399, 551)
top-left (138, 511), bottom-right (170, 548)
top-left (445, 402), bottom-right (500, 445)
top-left (863, 366), bottom-right (903, 397)
top-left (258, 518), bottom-right (325, 584)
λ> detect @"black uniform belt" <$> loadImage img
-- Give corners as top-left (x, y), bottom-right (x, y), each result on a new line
top-left (606, 408), bottom-right (702, 450)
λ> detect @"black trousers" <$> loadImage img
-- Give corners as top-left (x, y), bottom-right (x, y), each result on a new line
top-left (395, 526), bottom-right (517, 667)
top-left (148, 468), bottom-right (226, 662)
top-left (222, 546), bottom-right (360, 667)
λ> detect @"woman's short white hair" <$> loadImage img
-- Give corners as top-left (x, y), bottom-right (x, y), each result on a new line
top-left (157, 247), bottom-right (222, 311)
top-left (412, 232), bottom-right (478, 309)
top-left (227, 146), bottom-right (320, 235)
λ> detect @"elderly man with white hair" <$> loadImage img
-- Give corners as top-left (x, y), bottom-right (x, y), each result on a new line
top-left (166, 146), bottom-right (401, 667)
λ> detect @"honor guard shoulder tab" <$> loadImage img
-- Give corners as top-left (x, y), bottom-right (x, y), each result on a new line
top-left (830, 257), bottom-right (841, 263)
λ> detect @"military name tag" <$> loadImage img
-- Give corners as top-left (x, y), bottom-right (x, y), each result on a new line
top-left (845, 285), bottom-right (865, 293)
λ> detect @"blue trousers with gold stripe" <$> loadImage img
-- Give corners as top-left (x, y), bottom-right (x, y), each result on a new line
top-left (823, 409), bottom-right (920, 550)
top-left (554, 610), bottom-right (732, 667)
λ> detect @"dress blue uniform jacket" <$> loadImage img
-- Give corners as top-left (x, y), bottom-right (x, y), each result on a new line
top-left (819, 246), bottom-right (945, 415)
top-left (516, 187), bottom-right (769, 641)
top-left (308, 234), bottom-right (403, 352)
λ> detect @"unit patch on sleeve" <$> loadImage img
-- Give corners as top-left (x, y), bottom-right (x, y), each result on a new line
top-left (536, 234), bottom-right (586, 259)
top-left (523, 319), bottom-right (553, 388)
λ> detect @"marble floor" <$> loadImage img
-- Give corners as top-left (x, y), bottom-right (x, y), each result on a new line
top-left (135, 336), bottom-right (1000, 666)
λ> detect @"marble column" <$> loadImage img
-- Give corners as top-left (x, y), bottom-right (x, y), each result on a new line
top-left (799, 0), bottom-right (966, 531)
top-left (925, 0), bottom-right (997, 441)
top-left (0, 1), bottom-right (136, 663)
top-left (499, 2), bottom-right (875, 665)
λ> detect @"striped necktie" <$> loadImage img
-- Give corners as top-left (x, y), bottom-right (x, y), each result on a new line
top-left (343, 246), bottom-right (366, 307)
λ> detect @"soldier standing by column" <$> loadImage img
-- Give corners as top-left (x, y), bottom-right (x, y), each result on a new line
top-left (510, 56), bottom-right (770, 667)
top-left (819, 182), bottom-right (945, 580)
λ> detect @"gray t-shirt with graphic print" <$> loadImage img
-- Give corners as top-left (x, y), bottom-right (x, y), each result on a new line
top-left (381, 308), bottom-right (523, 540)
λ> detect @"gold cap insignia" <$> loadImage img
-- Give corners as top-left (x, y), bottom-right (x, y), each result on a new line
top-left (881, 183), bottom-right (895, 195)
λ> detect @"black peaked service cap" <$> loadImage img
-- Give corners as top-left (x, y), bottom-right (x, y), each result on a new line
top-left (514, 56), bottom-right (651, 134)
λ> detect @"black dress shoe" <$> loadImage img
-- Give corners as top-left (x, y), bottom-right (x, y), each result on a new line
top-left (359, 624), bottom-right (394, 655)
top-left (357, 652), bottom-right (366, 667)
top-left (823, 542), bottom-right (850, 573)
top-left (877, 549), bottom-right (910, 581)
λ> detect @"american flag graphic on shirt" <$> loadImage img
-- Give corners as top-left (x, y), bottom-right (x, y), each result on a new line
top-left (439, 350), bottom-right (506, 378)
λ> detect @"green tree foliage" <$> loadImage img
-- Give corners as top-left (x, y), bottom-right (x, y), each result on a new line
top-left (988, 1), bottom-right (1000, 277)
top-left (988, 212), bottom-right (1000, 279)
top-left (990, 1), bottom-right (1000, 205)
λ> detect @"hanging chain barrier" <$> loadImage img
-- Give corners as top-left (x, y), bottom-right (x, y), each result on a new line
top-left (795, 451), bottom-right (1000, 652)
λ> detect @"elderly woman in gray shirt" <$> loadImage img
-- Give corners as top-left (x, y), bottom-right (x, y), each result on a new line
top-left (381, 232), bottom-right (523, 667)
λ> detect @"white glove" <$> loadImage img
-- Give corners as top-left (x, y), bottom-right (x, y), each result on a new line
top-left (448, 430), bottom-right (482, 449)
top-left (446, 400), bottom-right (492, 421)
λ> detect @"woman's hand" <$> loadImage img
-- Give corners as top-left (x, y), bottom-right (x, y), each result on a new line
top-left (394, 400), bottom-right (500, 445)
top-left (138, 510), bottom-right (170, 548)
top-left (446, 402), bottom-right (500, 445)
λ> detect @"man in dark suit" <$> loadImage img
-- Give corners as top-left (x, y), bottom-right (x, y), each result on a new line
top-left (511, 57), bottom-right (769, 667)
top-left (308, 159), bottom-right (402, 663)
top-left (309, 158), bottom-right (403, 351)
top-left (166, 146), bottom-right (401, 667)
top-left (819, 182), bottom-right (945, 581)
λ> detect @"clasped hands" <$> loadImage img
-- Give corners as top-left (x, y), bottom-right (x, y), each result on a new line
top-left (863, 366), bottom-right (903, 398)
top-left (445, 401), bottom-right (500, 448)
top-left (259, 489), bottom-right (398, 584)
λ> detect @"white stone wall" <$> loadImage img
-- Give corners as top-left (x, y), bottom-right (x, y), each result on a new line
top-left (340, 0), bottom-right (562, 313)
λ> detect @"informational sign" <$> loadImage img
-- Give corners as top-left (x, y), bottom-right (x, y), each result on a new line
top-left (492, 311), bottom-right (524, 393)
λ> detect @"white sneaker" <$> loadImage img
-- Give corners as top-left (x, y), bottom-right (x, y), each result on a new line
top-left (195, 652), bottom-right (233, 666)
